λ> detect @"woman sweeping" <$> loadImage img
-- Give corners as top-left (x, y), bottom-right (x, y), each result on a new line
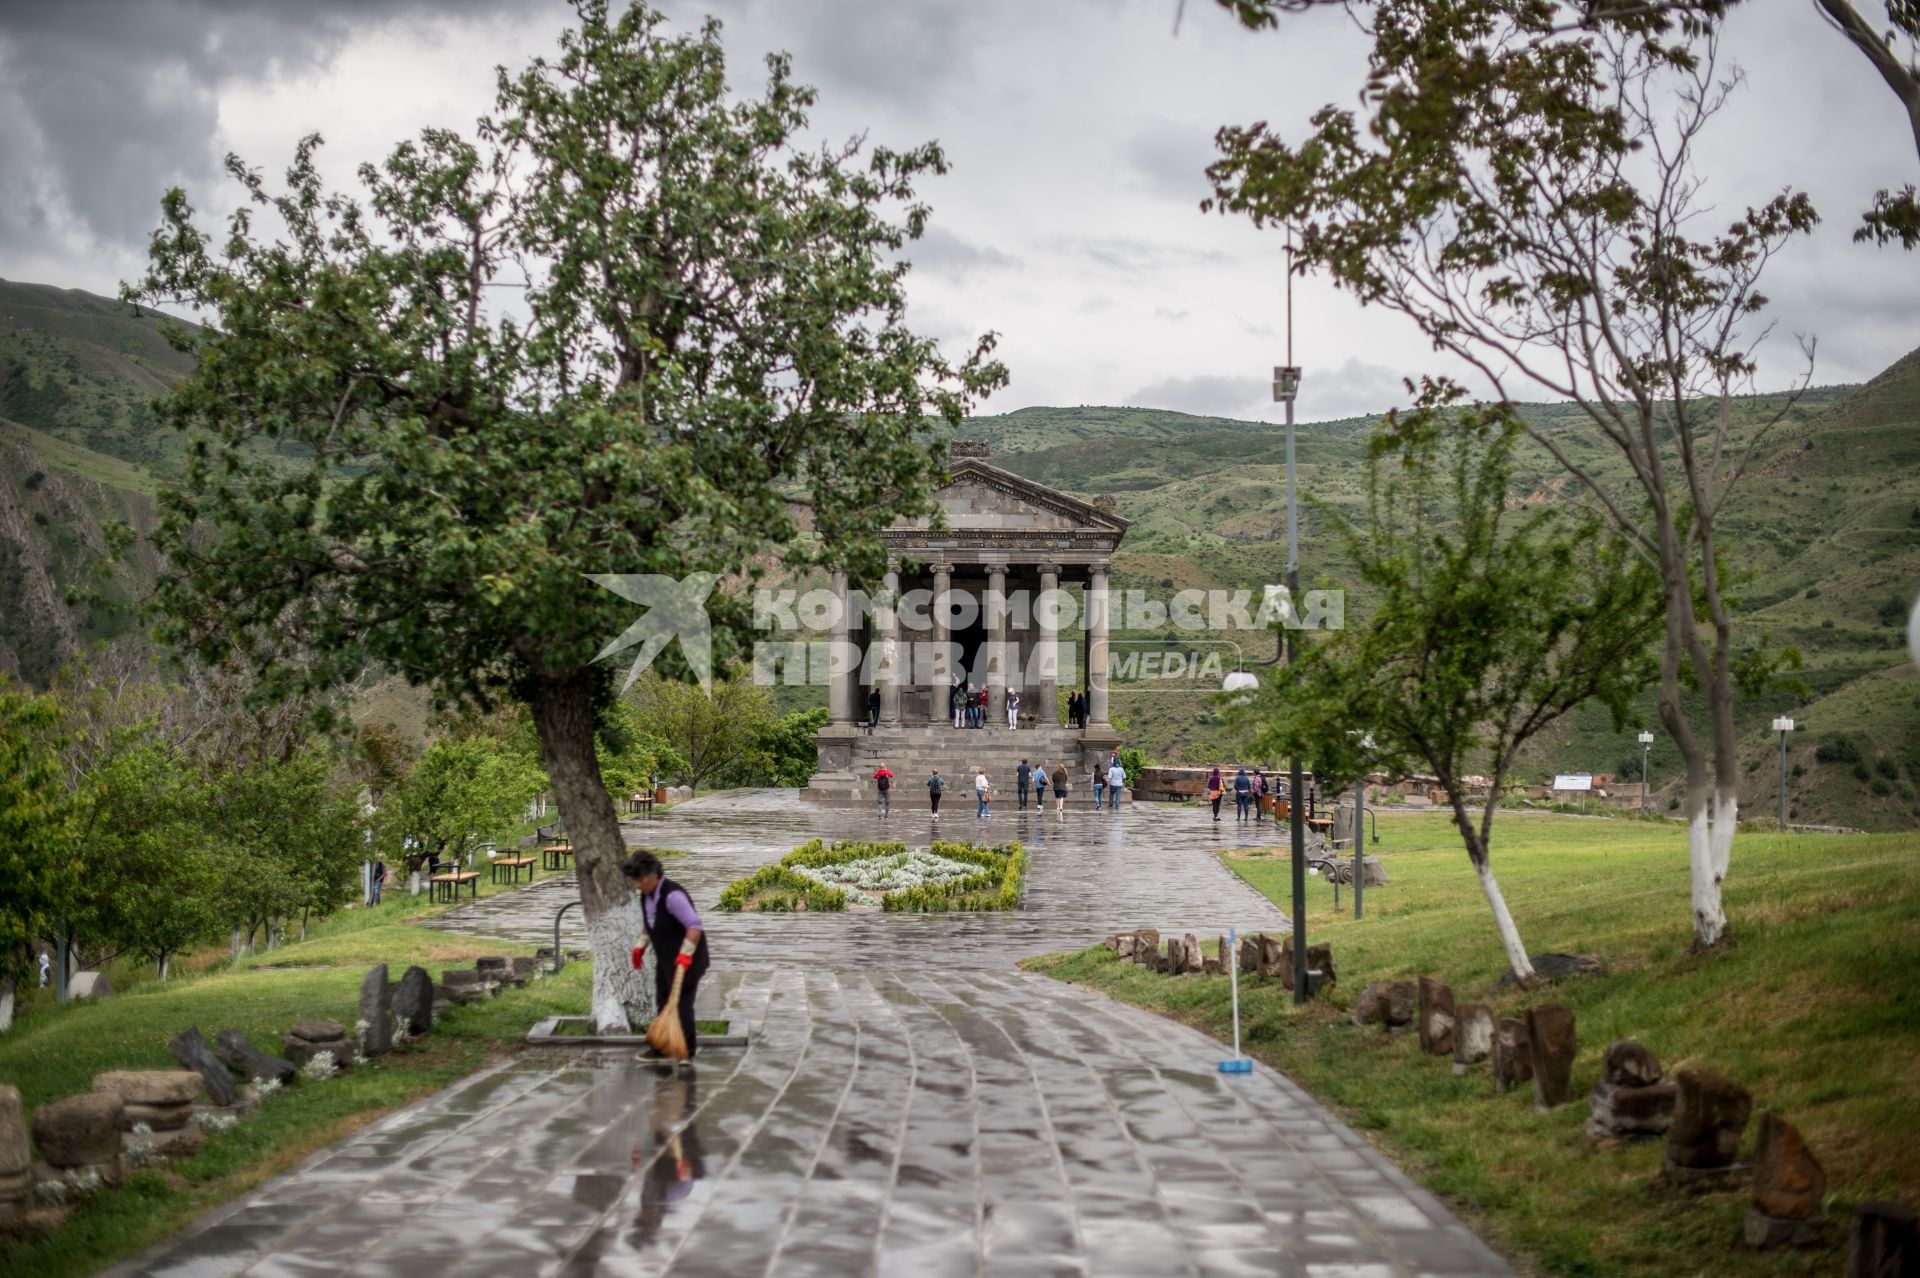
top-left (625, 850), bottom-right (709, 1060)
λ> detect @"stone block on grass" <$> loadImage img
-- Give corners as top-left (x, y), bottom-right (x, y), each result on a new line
top-left (359, 964), bottom-right (393, 1057)
top-left (31, 1093), bottom-right (122, 1169)
top-left (167, 1027), bottom-right (238, 1107)
top-left (1451, 1004), bottom-right (1493, 1073)
top-left (1752, 1113), bottom-right (1825, 1222)
top-left (1492, 1017), bottom-right (1533, 1092)
top-left (1524, 1003), bottom-right (1576, 1109)
top-left (1417, 977), bottom-right (1455, 1056)
top-left (214, 1029), bottom-right (296, 1086)
top-left (394, 967), bottom-right (434, 1036)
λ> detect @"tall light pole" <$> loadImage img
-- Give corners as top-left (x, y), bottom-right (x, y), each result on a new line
top-left (1636, 730), bottom-right (1654, 815)
top-left (1274, 359), bottom-right (1306, 1002)
top-left (1771, 716), bottom-right (1795, 831)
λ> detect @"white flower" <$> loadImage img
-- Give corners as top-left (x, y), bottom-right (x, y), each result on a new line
top-left (300, 1050), bottom-right (339, 1082)
top-left (201, 1111), bottom-right (240, 1133)
top-left (253, 1076), bottom-right (283, 1097)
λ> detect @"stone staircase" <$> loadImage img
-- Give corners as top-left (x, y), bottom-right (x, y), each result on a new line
top-left (803, 723), bottom-right (1124, 808)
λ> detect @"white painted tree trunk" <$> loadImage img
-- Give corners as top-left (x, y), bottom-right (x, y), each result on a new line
top-left (1689, 790), bottom-right (1738, 949)
top-left (157, 954), bottom-right (170, 980)
top-left (585, 896), bottom-right (648, 1034)
top-left (1475, 859), bottom-right (1536, 983)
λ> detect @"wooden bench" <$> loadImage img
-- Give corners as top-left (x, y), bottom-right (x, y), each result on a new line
top-left (490, 856), bottom-right (535, 886)
top-left (541, 843), bottom-right (575, 873)
top-left (430, 871), bottom-right (479, 904)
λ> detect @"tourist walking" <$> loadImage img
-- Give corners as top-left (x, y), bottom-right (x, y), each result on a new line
top-left (1207, 766), bottom-right (1224, 822)
top-left (1234, 767), bottom-right (1252, 822)
top-left (1107, 757), bottom-right (1127, 810)
top-left (1092, 762), bottom-right (1106, 809)
top-left (928, 768), bottom-right (945, 820)
top-left (872, 764), bottom-right (894, 817)
top-left (1035, 765), bottom-right (1048, 807)
top-left (1016, 759), bottom-right (1032, 809)
top-left (624, 849), bottom-right (709, 1060)
top-left (1006, 688), bottom-right (1020, 728)
top-left (975, 768), bottom-right (992, 817)
top-left (866, 687), bottom-right (880, 734)
top-left (1052, 762), bottom-right (1071, 817)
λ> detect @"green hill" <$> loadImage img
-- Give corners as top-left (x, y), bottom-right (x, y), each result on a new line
top-left (0, 280), bottom-right (1913, 828)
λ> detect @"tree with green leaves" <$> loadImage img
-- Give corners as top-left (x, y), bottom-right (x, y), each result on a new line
top-left (129, 3), bottom-right (1003, 1028)
top-left (374, 734), bottom-right (544, 876)
top-left (1208, 5), bottom-right (1810, 950)
top-left (1240, 407), bottom-right (1662, 982)
top-left (0, 685), bottom-right (78, 993)
top-left (626, 669), bottom-right (777, 792)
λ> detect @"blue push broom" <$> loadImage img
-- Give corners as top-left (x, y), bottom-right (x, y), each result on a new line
top-left (1219, 926), bottom-right (1253, 1074)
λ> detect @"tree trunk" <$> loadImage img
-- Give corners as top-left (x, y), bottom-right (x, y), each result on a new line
top-left (528, 667), bottom-right (645, 1034)
top-left (157, 953), bottom-right (170, 980)
top-left (1473, 857), bottom-right (1535, 986)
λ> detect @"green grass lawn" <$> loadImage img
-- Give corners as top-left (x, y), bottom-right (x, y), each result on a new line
top-left (1024, 810), bottom-right (1920, 1278)
top-left (0, 860), bottom-right (606, 1278)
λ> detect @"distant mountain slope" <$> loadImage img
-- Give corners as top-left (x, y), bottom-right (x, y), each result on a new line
top-left (0, 280), bottom-right (1912, 828)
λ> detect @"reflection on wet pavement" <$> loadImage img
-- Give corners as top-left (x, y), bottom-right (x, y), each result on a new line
top-left (109, 793), bottom-right (1514, 1277)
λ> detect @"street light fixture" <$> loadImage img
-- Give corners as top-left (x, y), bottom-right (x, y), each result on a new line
top-left (1771, 716), bottom-right (1795, 832)
top-left (1636, 730), bottom-right (1654, 814)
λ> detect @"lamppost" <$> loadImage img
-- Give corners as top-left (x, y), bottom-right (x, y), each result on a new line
top-left (1271, 361), bottom-right (1308, 1003)
top-left (1636, 730), bottom-right (1654, 815)
top-left (1771, 716), bottom-right (1795, 831)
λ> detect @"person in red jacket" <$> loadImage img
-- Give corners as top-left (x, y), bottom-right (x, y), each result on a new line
top-left (872, 764), bottom-right (895, 817)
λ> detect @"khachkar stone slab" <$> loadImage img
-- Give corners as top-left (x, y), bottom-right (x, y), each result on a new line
top-left (1275, 938), bottom-right (1336, 992)
top-left (0, 1084), bottom-right (29, 1211)
top-left (32, 1092), bottom-right (122, 1169)
top-left (1451, 1003), bottom-right (1493, 1074)
top-left (394, 966), bottom-right (434, 1036)
top-left (1746, 1112), bottom-right (1826, 1247)
top-left (1847, 1201), bottom-right (1917, 1277)
top-left (1524, 1003), bottom-right (1576, 1108)
top-left (93, 1071), bottom-right (202, 1131)
top-left (1417, 977), bottom-right (1455, 1056)
top-left (169, 1026), bottom-right (239, 1106)
top-left (1662, 1068), bottom-right (1752, 1190)
top-left (215, 1029), bottom-right (296, 1085)
top-left (1587, 1041), bottom-right (1676, 1139)
top-left (359, 964), bottom-right (393, 1057)
top-left (1492, 1017), bottom-right (1533, 1091)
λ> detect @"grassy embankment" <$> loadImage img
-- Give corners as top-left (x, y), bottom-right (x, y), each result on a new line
top-left (0, 850), bottom-right (619, 1278)
top-left (1023, 810), bottom-right (1920, 1278)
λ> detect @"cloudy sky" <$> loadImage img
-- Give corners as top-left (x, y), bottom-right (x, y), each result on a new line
top-left (1, 0), bottom-right (1914, 424)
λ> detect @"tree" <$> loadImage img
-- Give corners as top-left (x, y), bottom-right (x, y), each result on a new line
top-left (129, 3), bottom-right (1004, 1029)
top-left (627, 670), bottom-right (777, 792)
top-left (747, 706), bottom-right (831, 788)
top-left (0, 686), bottom-right (78, 989)
top-left (375, 734), bottom-right (543, 874)
top-left (1208, 7), bottom-right (1812, 950)
top-left (1241, 408), bottom-right (1661, 982)
top-left (1209, 0), bottom-right (1920, 247)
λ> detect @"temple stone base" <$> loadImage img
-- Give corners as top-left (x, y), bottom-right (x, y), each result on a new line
top-left (803, 723), bottom-right (1128, 808)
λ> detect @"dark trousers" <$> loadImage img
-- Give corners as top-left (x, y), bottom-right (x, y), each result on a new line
top-left (654, 961), bottom-right (705, 1059)
top-left (1017, 784), bottom-right (1029, 808)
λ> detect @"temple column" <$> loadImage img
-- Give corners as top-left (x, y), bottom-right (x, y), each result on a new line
top-left (928, 562), bottom-right (953, 723)
top-left (829, 569), bottom-right (854, 724)
top-left (1087, 562), bottom-right (1111, 726)
top-left (986, 566), bottom-right (1007, 724)
top-left (1035, 562), bottom-right (1061, 724)
top-left (879, 566), bottom-right (903, 723)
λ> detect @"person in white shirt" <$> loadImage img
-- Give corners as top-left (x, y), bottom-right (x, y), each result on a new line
top-left (975, 770), bottom-right (991, 817)
top-left (1106, 759), bottom-right (1127, 809)
top-left (1006, 688), bottom-right (1020, 728)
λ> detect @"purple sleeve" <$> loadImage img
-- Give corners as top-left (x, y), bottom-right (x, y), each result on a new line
top-left (666, 887), bottom-right (703, 933)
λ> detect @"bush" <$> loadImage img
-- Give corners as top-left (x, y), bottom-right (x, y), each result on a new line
top-left (1790, 763), bottom-right (1806, 779)
top-left (1804, 586), bottom-right (1820, 599)
top-left (1871, 778), bottom-right (1893, 797)
top-left (1817, 736), bottom-right (1863, 764)
top-left (1854, 763), bottom-right (1872, 783)
top-left (1877, 757), bottom-right (1899, 780)
top-left (1821, 619), bottom-right (1836, 629)
top-left (1878, 596), bottom-right (1908, 627)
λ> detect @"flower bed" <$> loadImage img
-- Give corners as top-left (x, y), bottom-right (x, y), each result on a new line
top-left (718, 839), bottom-right (1026, 912)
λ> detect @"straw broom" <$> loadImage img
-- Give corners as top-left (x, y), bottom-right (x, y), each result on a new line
top-left (646, 962), bottom-right (690, 1059)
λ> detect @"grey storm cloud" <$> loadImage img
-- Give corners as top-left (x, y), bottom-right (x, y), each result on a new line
top-left (1128, 357), bottom-right (1406, 423)
top-left (0, 0), bottom-right (516, 256)
top-left (901, 224), bottom-right (1020, 279)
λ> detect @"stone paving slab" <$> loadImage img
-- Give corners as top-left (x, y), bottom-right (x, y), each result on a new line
top-left (111, 967), bottom-right (1513, 1278)
top-left (108, 792), bottom-right (1516, 1277)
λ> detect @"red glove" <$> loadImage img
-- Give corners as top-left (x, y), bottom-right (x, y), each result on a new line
top-left (674, 951), bottom-right (693, 969)
top-left (630, 944), bottom-right (646, 969)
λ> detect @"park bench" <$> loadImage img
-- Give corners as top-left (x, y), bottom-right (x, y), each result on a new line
top-left (625, 792), bottom-right (655, 816)
top-left (541, 842), bottom-right (575, 873)
top-left (535, 822), bottom-right (566, 843)
top-left (430, 870), bottom-right (479, 904)
top-left (490, 855), bottom-right (535, 886)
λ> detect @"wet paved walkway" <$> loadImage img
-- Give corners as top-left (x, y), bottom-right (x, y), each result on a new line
top-left (113, 794), bottom-right (1515, 1278)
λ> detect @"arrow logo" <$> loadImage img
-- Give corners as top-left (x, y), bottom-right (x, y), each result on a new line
top-left (588, 573), bottom-right (720, 692)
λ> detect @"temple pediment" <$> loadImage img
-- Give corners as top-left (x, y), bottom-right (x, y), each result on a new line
top-left (888, 456), bottom-right (1130, 543)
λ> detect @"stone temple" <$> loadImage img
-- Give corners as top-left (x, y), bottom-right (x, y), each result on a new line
top-left (804, 441), bottom-right (1130, 805)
